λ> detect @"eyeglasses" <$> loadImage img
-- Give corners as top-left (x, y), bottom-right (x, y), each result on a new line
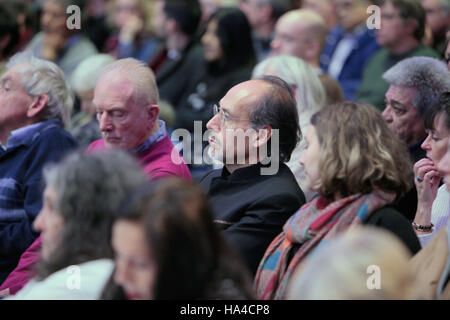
top-left (213, 104), bottom-right (250, 126)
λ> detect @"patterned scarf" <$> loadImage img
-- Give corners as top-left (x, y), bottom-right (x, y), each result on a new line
top-left (254, 189), bottom-right (396, 300)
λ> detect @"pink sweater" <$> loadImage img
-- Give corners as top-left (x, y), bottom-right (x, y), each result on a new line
top-left (86, 135), bottom-right (192, 181)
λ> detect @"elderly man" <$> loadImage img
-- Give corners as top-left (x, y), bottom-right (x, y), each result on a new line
top-left (0, 52), bottom-right (78, 283)
top-left (200, 76), bottom-right (306, 274)
top-left (320, 0), bottom-right (380, 101)
top-left (357, 0), bottom-right (440, 111)
top-left (239, 0), bottom-right (293, 61)
top-left (86, 58), bottom-right (191, 181)
top-left (270, 9), bottom-right (344, 105)
top-left (381, 56), bottom-right (450, 220)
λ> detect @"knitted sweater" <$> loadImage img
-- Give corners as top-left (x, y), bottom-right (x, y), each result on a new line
top-left (0, 120), bottom-right (77, 283)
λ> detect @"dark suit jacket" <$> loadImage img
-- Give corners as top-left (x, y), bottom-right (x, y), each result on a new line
top-left (200, 163), bottom-right (305, 275)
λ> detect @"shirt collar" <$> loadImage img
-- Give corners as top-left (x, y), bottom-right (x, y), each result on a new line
top-left (6, 119), bottom-right (61, 149)
top-left (131, 119), bottom-right (167, 154)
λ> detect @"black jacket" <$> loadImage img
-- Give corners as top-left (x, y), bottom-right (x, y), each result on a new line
top-left (200, 163), bottom-right (305, 274)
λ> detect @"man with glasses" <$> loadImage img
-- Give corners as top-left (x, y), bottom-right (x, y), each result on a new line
top-left (200, 76), bottom-right (306, 275)
top-left (357, 0), bottom-right (440, 111)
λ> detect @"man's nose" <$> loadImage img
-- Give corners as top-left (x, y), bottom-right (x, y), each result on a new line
top-left (382, 106), bottom-right (393, 123)
top-left (98, 112), bottom-right (113, 132)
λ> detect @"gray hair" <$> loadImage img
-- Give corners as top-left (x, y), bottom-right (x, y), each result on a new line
top-left (6, 51), bottom-right (73, 128)
top-left (97, 58), bottom-right (159, 105)
top-left (38, 150), bottom-right (148, 279)
top-left (252, 55), bottom-right (326, 129)
top-left (70, 54), bottom-right (116, 93)
top-left (382, 56), bottom-right (450, 116)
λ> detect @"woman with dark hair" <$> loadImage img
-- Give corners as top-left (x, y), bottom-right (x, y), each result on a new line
top-left (412, 92), bottom-right (450, 247)
top-left (101, 178), bottom-right (254, 300)
top-left (7, 151), bottom-right (148, 299)
top-left (254, 102), bottom-right (421, 300)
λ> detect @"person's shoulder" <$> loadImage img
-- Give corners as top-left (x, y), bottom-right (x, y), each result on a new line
top-left (198, 168), bottom-right (222, 188)
top-left (412, 45), bottom-right (440, 58)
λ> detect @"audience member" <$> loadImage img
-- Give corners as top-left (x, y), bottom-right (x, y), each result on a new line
top-left (381, 57), bottom-right (450, 220)
top-left (149, 0), bottom-right (203, 110)
top-left (103, 0), bottom-right (159, 62)
top-left (320, 0), bottom-right (380, 100)
top-left (255, 102), bottom-right (421, 300)
top-left (410, 136), bottom-right (450, 299)
top-left (200, 76), bottom-right (306, 275)
top-left (270, 9), bottom-right (344, 105)
top-left (421, 0), bottom-right (450, 56)
top-left (382, 57), bottom-right (450, 163)
top-left (302, 0), bottom-right (338, 30)
top-left (357, 0), bottom-right (440, 111)
top-left (101, 178), bottom-right (254, 299)
top-left (70, 54), bottom-right (116, 148)
top-left (287, 227), bottom-right (420, 299)
top-left (26, 0), bottom-right (98, 79)
top-left (0, 52), bottom-right (77, 284)
top-left (252, 55), bottom-right (326, 201)
top-left (412, 92), bottom-right (450, 247)
top-left (239, 0), bottom-right (292, 61)
top-left (7, 151), bottom-right (148, 299)
top-left (85, 58), bottom-right (191, 180)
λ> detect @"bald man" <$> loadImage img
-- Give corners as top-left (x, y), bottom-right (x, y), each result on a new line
top-left (270, 9), bottom-right (344, 104)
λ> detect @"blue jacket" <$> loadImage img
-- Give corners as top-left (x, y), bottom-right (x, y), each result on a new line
top-left (320, 25), bottom-right (380, 101)
top-left (0, 120), bottom-right (78, 283)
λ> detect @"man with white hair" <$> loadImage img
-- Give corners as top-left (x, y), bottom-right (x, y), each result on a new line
top-left (0, 52), bottom-right (78, 283)
top-left (86, 58), bottom-right (191, 181)
top-left (381, 56), bottom-right (450, 220)
top-left (382, 56), bottom-right (450, 162)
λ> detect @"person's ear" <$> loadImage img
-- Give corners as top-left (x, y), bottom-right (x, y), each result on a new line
top-left (27, 94), bottom-right (48, 119)
top-left (252, 125), bottom-right (272, 148)
top-left (146, 104), bottom-right (160, 128)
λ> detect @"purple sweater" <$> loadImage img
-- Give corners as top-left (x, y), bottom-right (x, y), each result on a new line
top-left (86, 135), bottom-right (192, 181)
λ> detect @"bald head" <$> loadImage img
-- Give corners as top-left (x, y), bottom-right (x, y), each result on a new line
top-left (271, 9), bottom-right (327, 65)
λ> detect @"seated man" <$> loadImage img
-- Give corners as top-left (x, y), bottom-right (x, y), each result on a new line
top-left (270, 8), bottom-right (344, 105)
top-left (381, 56), bottom-right (450, 220)
top-left (86, 57), bottom-right (191, 181)
top-left (200, 76), bottom-right (306, 274)
top-left (0, 51), bottom-right (78, 283)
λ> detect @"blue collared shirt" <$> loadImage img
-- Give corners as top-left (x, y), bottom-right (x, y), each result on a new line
top-left (6, 120), bottom-right (61, 150)
top-left (131, 119), bottom-right (167, 154)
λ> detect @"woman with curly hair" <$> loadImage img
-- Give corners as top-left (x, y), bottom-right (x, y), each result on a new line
top-left (254, 102), bottom-right (421, 300)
